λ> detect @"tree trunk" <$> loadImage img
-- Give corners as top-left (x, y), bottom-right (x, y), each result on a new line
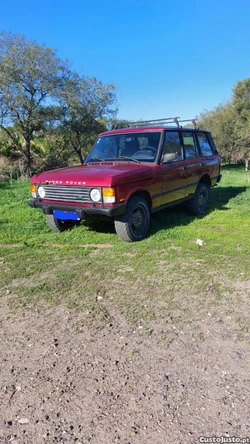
top-left (24, 139), bottom-right (32, 177)
top-left (73, 147), bottom-right (84, 164)
top-left (245, 158), bottom-right (249, 171)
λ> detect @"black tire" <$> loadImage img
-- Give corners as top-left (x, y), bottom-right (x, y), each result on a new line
top-left (185, 183), bottom-right (210, 215)
top-left (114, 196), bottom-right (151, 242)
top-left (45, 214), bottom-right (78, 232)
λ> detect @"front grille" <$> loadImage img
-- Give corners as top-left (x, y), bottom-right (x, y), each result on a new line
top-left (41, 185), bottom-right (101, 203)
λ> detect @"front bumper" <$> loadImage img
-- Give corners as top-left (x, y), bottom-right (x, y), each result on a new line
top-left (27, 199), bottom-right (126, 219)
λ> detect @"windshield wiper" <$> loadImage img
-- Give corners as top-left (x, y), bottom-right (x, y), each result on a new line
top-left (107, 157), bottom-right (140, 163)
top-left (87, 157), bottom-right (140, 164)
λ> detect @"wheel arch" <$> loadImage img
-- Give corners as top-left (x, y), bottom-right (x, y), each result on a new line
top-left (199, 174), bottom-right (211, 188)
top-left (125, 190), bottom-right (152, 209)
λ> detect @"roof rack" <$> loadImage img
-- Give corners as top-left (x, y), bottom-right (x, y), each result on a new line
top-left (127, 117), bottom-right (180, 127)
top-left (175, 119), bottom-right (199, 129)
top-left (113, 117), bottom-right (198, 129)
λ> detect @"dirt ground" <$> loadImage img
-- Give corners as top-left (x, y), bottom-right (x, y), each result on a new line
top-left (0, 286), bottom-right (250, 444)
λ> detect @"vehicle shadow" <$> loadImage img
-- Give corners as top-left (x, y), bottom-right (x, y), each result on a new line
top-left (209, 185), bottom-right (247, 209)
top-left (83, 184), bottom-right (247, 238)
top-left (83, 218), bottom-right (116, 235)
top-left (149, 185), bottom-right (247, 236)
top-left (83, 184), bottom-right (247, 237)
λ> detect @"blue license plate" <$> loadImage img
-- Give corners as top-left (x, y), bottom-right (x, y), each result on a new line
top-left (53, 210), bottom-right (79, 221)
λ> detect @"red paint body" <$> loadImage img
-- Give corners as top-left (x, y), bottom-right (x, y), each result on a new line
top-left (29, 125), bottom-right (221, 240)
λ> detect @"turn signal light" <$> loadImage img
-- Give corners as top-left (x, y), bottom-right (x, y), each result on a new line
top-left (103, 187), bottom-right (116, 203)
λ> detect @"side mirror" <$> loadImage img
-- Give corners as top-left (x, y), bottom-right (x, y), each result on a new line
top-left (162, 152), bottom-right (177, 163)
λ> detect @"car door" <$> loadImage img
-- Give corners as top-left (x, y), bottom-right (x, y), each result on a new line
top-left (160, 131), bottom-right (188, 205)
top-left (181, 131), bottom-right (204, 196)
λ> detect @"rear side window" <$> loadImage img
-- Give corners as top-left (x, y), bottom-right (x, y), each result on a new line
top-left (163, 131), bottom-right (183, 160)
top-left (182, 132), bottom-right (199, 159)
top-left (197, 132), bottom-right (214, 156)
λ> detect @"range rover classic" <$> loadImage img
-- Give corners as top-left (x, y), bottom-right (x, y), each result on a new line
top-left (28, 118), bottom-right (221, 241)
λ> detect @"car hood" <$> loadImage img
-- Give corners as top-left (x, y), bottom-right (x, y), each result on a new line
top-left (31, 162), bottom-right (154, 187)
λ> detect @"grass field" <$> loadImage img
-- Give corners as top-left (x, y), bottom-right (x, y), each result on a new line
top-left (1, 163), bottom-right (250, 442)
top-left (0, 164), bottom-right (250, 330)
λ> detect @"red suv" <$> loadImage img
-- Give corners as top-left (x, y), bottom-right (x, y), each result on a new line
top-left (28, 118), bottom-right (221, 242)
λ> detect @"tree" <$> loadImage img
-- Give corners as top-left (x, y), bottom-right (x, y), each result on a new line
top-left (232, 78), bottom-right (250, 116)
top-left (109, 118), bottom-right (132, 130)
top-left (197, 78), bottom-right (250, 169)
top-left (0, 31), bottom-right (70, 175)
top-left (58, 75), bottom-right (117, 163)
top-left (231, 78), bottom-right (250, 169)
top-left (198, 102), bottom-right (238, 162)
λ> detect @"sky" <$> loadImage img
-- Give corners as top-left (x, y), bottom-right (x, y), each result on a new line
top-left (1, 0), bottom-right (250, 121)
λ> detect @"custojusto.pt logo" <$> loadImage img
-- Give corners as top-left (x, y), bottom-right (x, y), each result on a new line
top-left (199, 437), bottom-right (250, 443)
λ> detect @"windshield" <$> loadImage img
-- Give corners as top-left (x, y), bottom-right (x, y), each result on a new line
top-left (85, 132), bottom-right (161, 163)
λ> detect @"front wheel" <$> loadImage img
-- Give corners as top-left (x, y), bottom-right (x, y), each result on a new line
top-left (114, 196), bottom-right (151, 242)
top-left (185, 183), bottom-right (210, 215)
top-left (45, 214), bottom-right (79, 232)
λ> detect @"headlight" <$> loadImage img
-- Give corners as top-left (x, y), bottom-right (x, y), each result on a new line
top-left (90, 188), bottom-right (101, 202)
top-left (37, 186), bottom-right (46, 198)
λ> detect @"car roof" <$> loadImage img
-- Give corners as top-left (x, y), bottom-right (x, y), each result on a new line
top-left (99, 126), bottom-right (204, 136)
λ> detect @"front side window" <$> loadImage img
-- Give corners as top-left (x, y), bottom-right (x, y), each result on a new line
top-left (197, 132), bottom-right (214, 156)
top-left (163, 131), bottom-right (183, 161)
top-left (182, 132), bottom-right (198, 159)
top-left (85, 132), bottom-right (161, 163)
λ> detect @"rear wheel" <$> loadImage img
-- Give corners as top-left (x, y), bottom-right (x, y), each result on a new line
top-left (114, 196), bottom-right (150, 242)
top-left (45, 214), bottom-right (79, 232)
top-left (185, 183), bottom-right (210, 215)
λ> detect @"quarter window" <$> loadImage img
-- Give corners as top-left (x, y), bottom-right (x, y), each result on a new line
top-left (197, 132), bottom-right (213, 156)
